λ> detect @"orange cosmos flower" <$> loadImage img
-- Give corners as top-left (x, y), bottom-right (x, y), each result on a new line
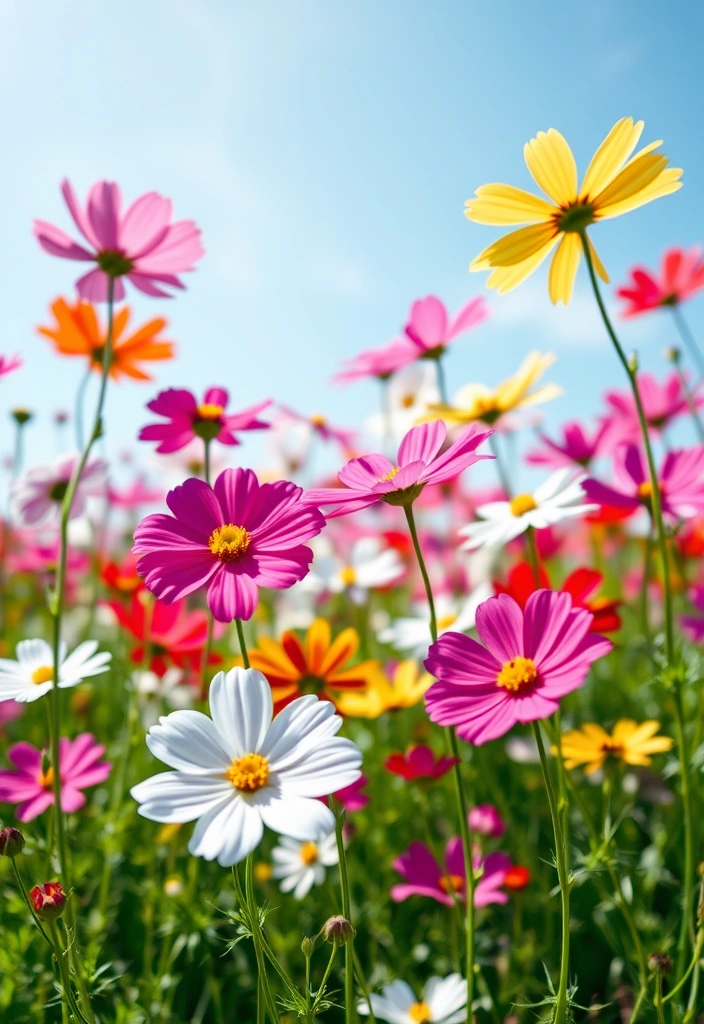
top-left (38, 297), bottom-right (174, 382)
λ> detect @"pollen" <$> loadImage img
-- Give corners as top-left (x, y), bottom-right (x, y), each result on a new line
top-left (638, 480), bottom-right (653, 500)
top-left (310, 414), bottom-right (327, 427)
top-left (379, 466), bottom-right (401, 483)
top-left (408, 1003), bottom-right (433, 1024)
top-left (439, 873), bottom-right (464, 895)
top-left (300, 841), bottom-right (319, 866)
top-left (208, 524), bottom-right (252, 562)
top-left (39, 766), bottom-right (55, 789)
top-left (226, 753), bottom-right (269, 792)
top-left (496, 656), bottom-right (538, 693)
top-left (32, 666), bottom-right (54, 685)
top-left (196, 403), bottom-right (225, 420)
top-left (340, 565), bottom-right (357, 586)
top-left (437, 613), bottom-right (457, 631)
top-left (400, 393), bottom-right (415, 409)
top-left (509, 492), bottom-right (538, 517)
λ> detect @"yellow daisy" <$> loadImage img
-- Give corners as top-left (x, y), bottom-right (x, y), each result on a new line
top-left (556, 720), bottom-right (673, 775)
top-left (425, 350), bottom-right (561, 426)
top-left (335, 659), bottom-right (431, 719)
top-left (466, 117), bottom-right (683, 304)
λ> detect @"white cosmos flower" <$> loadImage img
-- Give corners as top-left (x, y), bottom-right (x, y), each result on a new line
top-left (366, 361), bottom-right (441, 443)
top-left (358, 974), bottom-right (467, 1024)
top-left (130, 667), bottom-right (362, 867)
top-left (0, 638), bottom-right (112, 703)
top-left (458, 469), bottom-right (597, 551)
top-left (310, 536), bottom-right (404, 604)
top-left (271, 831), bottom-right (339, 899)
top-left (133, 668), bottom-right (194, 730)
top-left (378, 584), bottom-right (493, 659)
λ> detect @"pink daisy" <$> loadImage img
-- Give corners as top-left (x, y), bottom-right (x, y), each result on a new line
top-left (526, 420), bottom-right (610, 470)
top-left (424, 590), bottom-right (612, 746)
top-left (391, 838), bottom-right (511, 908)
top-left (10, 453), bottom-right (108, 528)
top-left (384, 744), bottom-right (459, 782)
top-left (404, 294), bottom-right (488, 358)
top-left (598, 372), bottom-right (702, 451)
top-left (34, 179), bottom-right (204, 301)
top-left (0, 734), bottom-right (111, 822)
top-left (132, 467), bottom-right (326, 622)
top-left (138, 387), bottom-right (271, 453)
top-left (302, 421), bottom-right (493, 519)
top-left (0, 353), bottom-right (22, 379)
top-left (584, 444), bottom-right (704, 522)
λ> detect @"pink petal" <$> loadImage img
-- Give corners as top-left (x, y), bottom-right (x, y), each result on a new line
top-left (60, 179), bottom-right (101, 248)
top-left (166, 477), bottom-right (224, 536)
top-left (8, 742), bottom-right (42, 773)
top-left (119, 192), bottom-right (172, 258)
top-left (76, 268), bottom-right (127, 303)
top-left (448, 296), bottom-right (489, 340)
top-left (207, 566), bottom-right (258, 622)
top-left (60, 786), bottom-right (87, 813)
top-left (405, 296), bottom-right (448, 348)
top-left (133, 220), bottom-right (204, 273)
top-left (33, 220), bottom-right (95, 261)
top-left (87, 181), bottom-right (122, 251)
top-left (475, 594), bottom-right (524, 663)
top-left (398, 422), bottom-right (447, 468)
top-left (16, 790), bottom-right (55, 822)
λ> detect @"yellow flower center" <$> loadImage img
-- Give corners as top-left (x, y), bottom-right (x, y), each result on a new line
top-left (208, 524), bottom-right (252, 562)
top-left (39, 766), bottom-right (55, 789)
top-left (496, 656), bottom-right (539, 693)
top-left (226, 753), bottom-right (269, 792)
top-left (638, 481), bottom-right (653, 500)
top-left (437, 613), bottom-right (458, 630)
top-left (439, 873), bottom-right (465, 895)
top-left (300, 841), bottom-right (319, 866)
top-left (254, 862), bottom-right (273, 882)
top-left (600, 739), bottom-right (625, 757)
top-left (556, 201), bottom-right (595, 234)
top-left (408, 1003), bottom-right (433, 1024)
top-left (379, 466), bottom-right (401, 483)
top-left (196, 403), bottom-right (225, 420)
top-left (32, 666), bottom-right (54, 685)
top-left (340, 565), bottom-right (357, 586)
top-left (509, 492), bottom-right (538, 517)
top-left (310, 414), bottom-right (327, 427)
top-left (401, 394), bottom-right (415, 409)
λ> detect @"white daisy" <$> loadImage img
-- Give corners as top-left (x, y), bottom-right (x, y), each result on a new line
top-left (271, 831), bottom-right (339, 899)
top-left (366, 361), bottom-right (441, 443)
top-left (458, 469), bottom-right (597, 551)
top-left (133, 668), bottom-right (194, 730)
top-left (358, 974), bottom-right (467, 1024)
top-left (0, 638), bottom-right (112, 703)
top-left (310, 536), bottom-right (404, 604)
top-left (130, 667), bottom-right (362, 867)
top-left (378, 584), bottom-right (493, 659)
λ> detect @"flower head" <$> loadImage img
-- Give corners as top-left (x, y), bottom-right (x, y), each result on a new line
top-left (11, 453), bottom-right (107, 528)
top-left (0, 734), bottom-right (111, 821)
top-left (584, 445), bottom-right (704, 522)
top-left (333, 338), bottom-right (423, 385)
top-left (358, 974), bottom-right (467, 1024)
top-left (271, 831), bottom-right (338, 899)
top-left (0, 353), bottom-right (22, 379)
top-left (404, 294), bottom-right (488, 358)
top-left (557, 720), bottom-right (672, 774)
top-left (466, 117), bottom-right (682, 303)
top-left (617, 246), bottom-right (704, 316)
top-left (277, 406), bottom-right (356, 455)
top-left (598, 372), bottom-right (702, 451)
top-left (132, 468), bottom-right (326, 623)
top-left (391, 838), bottom-right (511, 908)
top-left (494, 562), bottom-right (622, 634)
top-left (334, 659), bottom-right (432, 718)
top-left (526, 419), bottom-right (610, 470)
top-left (105, 593), bottom-right (219, 677)
top-left (30, 881), bottom-right (66, 921)
top-left (468, 804), bottom-right (506, 838)
top-left (385, 745), bottom-right (460, 783)
top-left (308, 536), bottom-right (404, 603)
top-left (0, 826), bottom-right (25, 858)
top-left (139, 388), bottom-right (271, 452)
top-left (34, 179), bottom-right (204, 301)
top-left (0, 639), bottom-right (111, 704)
top-left (425, 590), bottom-right (612, 745)
top-left (130, 667), bottom-right (362, 866)
top-left (379, 585), bottom-right (493, 659)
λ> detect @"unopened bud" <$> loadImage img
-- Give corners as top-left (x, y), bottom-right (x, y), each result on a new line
top-left (647, 952), bottom-right (673, 976)
top-left (665, 345), bottom-right (681, 364)
top-left (628, 352), bottom-right (639, 373)
top-left (323, 915), bottom-right (355, 946)
top-left (11, 408), bottom-right (32, 426)
top-left (0, 827), bottom-right (25, 858)
top-left (30, 881), bottom-right (66, 921)
top-left (301, 935), bottom-right (316, 958)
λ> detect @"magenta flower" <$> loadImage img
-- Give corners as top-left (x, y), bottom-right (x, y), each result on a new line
top-left (617, 246), bottom-right (704, 317)
top-left (425, 591), bottom-right (612, 746)
top-left (333, 338), bottom-right (421, 385)
top-left (0, 734), bottom-right (111, 822)
top-left (0, 353), bottom-right (22, 379)
top-left (139, 387), bottom-right (271, 453)
top-left (598, 372), bottom-right (702, 451)
top-left (468, 804), bottom-right (506, 839)
top-left (333, 775), bottom-right (369, 812)
top-left (391, 838), bottom-right (511, 908)
top-left (681, 586), bottom-right (704, 644)
top-left (34, 179), bottom-right (204, 301)
top-left (526, 420), bottom-right (610, 470)
top-left (303, 421), bottom-right (493, 519)
top-left (404, 294), bottom-right (488, 357)
top-left (384, 744), bottom-right (459, 782)
top-left (10, 453), bottom-right (108, 528)
top-left (132, 468), bottom-right (326, 622)
top-left (584, 445), bottom-right (704, 522)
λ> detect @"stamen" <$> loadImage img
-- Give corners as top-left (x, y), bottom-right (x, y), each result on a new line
top-left (208, 524), bottom-right (252, 562)
top-left (32, 666), bottom-right (54, 685)
top-left (226, 753), bottom-right (269, 792)
top-left (496, 656), bottom-right (538, 693)
top-left (379, 466), bottom-right (401, 483)
top-left (509, 492), bottom-right (538, 517)
top-left (300, 841), bottom-right (318, 866)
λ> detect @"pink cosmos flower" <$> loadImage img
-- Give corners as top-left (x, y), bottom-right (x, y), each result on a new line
top-left (10, 453), bottom-right (108, 528)
top-left (132, 468), bottom-right (326, 622)
top-left (333, 775), bottom-right (369, 812)
top-left (526, 420), bottom-right (610, 470)
top-left (584, 445), bottom-right (704, 522)
top-left (0, 734), bottom-right (111, 822)
top-left (139, 387), bottom-right (271, 453)
top-left (425, 591), bottom-right (612, 746)
top-left (108, 478), bottom-right (162, 508)
top-left (34, 180), bottom-right (204, 302)
top-left (333, 338), bottom-right (423, 385)
top-left (277, 406), bottom-right (356, 454)
top-left (598, 373), bottom-right (702, 451)
top-left (404, 294), bottom-right (488, 358)
top-left (302, 421), bottom-right (493, 519)
top-left (0, 353), bottom-right (22, 379)
top-left (468, 804), bottom-right (506, 838)
top-left (680, 586), bottom-right (704, 644)
top-left (391, 839), bottom-right (511, 908)
top-left (617, 246), bottom-right (704, 317)
top-left (384, 745), bottom-right (459, 782)
top-left (0, 701), bottom-right (23, 734)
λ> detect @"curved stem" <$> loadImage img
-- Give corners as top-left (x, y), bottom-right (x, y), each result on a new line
top-left (671, 305), bottom-right (704, 380)
top-left (74, 365), bottom-right (92, 450)
top-left (236, 619), bottom-right (250, 669)
top-left (403, 504), bottom-right (437, 643)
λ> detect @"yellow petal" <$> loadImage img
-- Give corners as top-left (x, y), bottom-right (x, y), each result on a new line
top-left (595, 167), bottom-right (683, 221)
top-left (465, 183), bottom-right (556, 225)
top-left (548, 232), bottom-right (582, 305)
top-left (471, 222), bottom-right (559, 269)
top-left (514, 382), bottom-right (564, 408)
top-left (580, 117), bottom-right (644, 199)
top-left (523, 129), bottom-right (578, 206)
top-left (593, 152), bottom-right (669, 211)
top-left (495, 351), bottom-right (555, 407)
top-left (483, 234), bottom-right (560, 294)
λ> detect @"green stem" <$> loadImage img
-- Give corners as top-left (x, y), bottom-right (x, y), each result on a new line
top-left (403, 504), bottom-right (437, 643)
top-left (333, 801), bottom-right (356, 1024)
top-left (488, 433), bottom-right (512, 498)
top-left (654, 976), bottom-right (666, 1024)
top-left (11, 860), bottom-right (53, 947)
top-left (526, 527), bottom-right (541, 587)
top-left (203, 438), bottom-right (211, 485)
top-left (236, 619), bottom-right (250, 669)
top-left (671, 305), bottom-right (704, 380)
top-left (351, 947), bottom-right (376, 1023)
top-left (639, 530), bottom-right (653, 641)
top-left (245, 856), bottom-right (279, 1022)
top-left (74, 365), bottom-right (91, 450)
top-left (312, 943), bottom-right (339, 1014)
top-left (435, 354), bottom-right (449, 405)
top-left (664, 919), bottom-right (704, 1002)
top-left (669, 351), bottom-right (704, 443)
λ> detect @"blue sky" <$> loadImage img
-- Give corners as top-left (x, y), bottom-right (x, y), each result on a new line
top-left (3, 0), bottom-right (704, 477)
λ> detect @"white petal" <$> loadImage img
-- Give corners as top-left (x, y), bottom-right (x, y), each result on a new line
top-left (146, 710), bottom-right (231, 773)
top-left (187, 793), bottom-right (263, 865)
top-left (293, 868), bottom-right (317, 899)
top-left (131, 772), bottom-right (233, 822)
top-left (209, 667), bottom-right (272, 758)
top-left (262, 695), bottom-right (340, 769)
top-left (275, 739), bottom-right (362, 797)
top-left (425, 974), bottom-right (467, 1021)
top-left (255, 789), bottom-right (336, 840)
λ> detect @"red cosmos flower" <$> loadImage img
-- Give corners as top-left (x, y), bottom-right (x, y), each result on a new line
top-left (617, 246), bottom-right (704, 317)
top-left (101, 553), bottom-right (143, 596)
top-left (105, 593), bottom-right (220, 677)
top-left (494, 562), bottom-right (621, 634)
top-left (503, 865), bottom-right (531, 891)
top-left (30, 881), bottom-right (66, 920)
top-left (384, 744), bottom-right (460, 782)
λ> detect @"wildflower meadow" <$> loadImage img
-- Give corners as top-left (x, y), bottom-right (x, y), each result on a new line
top-left (3, 108), bottom-right (704, 1024)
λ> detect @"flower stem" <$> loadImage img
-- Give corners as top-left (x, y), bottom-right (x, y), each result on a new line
top-left (74, 365), bottom-right (91, 450)
top-left (671, 305), bottom-right (704, 380)
top-left (244, 856), bottom-right (279, 1022)
top-left (236, 618), bottom-right (250, 669)
top-left (668, 348), bottom-right (704, 443)
top-left (403, 504), bottom-right (437, 643)
top-left (526, 527), bottom-right (541, 587)
top-left (435, 354), bottom-right (449, 405)
top-left (203, 438), bottom-right (211, 485)
top-left (332, 799), bottom-right (356, 1024)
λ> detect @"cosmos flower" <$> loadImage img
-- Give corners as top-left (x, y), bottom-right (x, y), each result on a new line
top-left (584, 445), bottom-right (704, 522)
top-left (526, 419), bottom-right (610, 470)
top-left (0, 353), bottom-right (22, 379)
top-left (132, 468), bottom-right (326, 622)
top-left (271, 831), bottom-right (339, 899)
top-left (459, 470), bottom-right (596, 551)
top-left (139, 387), bottom-right (271, 453)
top-left (0, 734), bottom-right (111, 821)
top-left (308, 536), bottom-right (404, 603)
top-left (358, 975), bottom-right (467, 1024)
top-left (333, 338), bottom-right (424, 385)
top-left (468, 804), bottom-right (506, 838)
top-left (132, 668), bottom-right (194, 730)
top-left (100, 553), bottom-right (143, 595)
top-left (557, 720), bottom-right (672, 774)
top-left (391, 838), bottom-right (511, 908)
top-left (247, 618), bottom-right (381, 710)
top-left (334, 660), bottom-right (432, 718)
top-left (378, 585), bottom-right (493, 659)
top-left (130, 667), bottom-right (362, 866)
top-left (0, 639), bottom-right (111, 704)
top-left (424, 590), bottom-right (612, 745)
top-left (466, 117), bottom-right (682, 303)
top-left (38, 297), bottom-right (174, 382)
top-left (107, 479), bottom-right (162, 509)
top-left (10, 453), bottom-right (108, 528)
top-left (403, 294), bottom-right (488, 359)
top-left (276, 406), bottom-right (356, 455)
top-left (34, 179), bottom-right (204, 301)
top-left (331, 774), bottom-right (369, 812)
top-left (303, 421), bottom-right (493, 519)
top-left (384, 745), bottom-right (459, 783)
top-left (597, 372), bottom-right (703, 451)
top-left (617, 246), bottom-right (704, 317)
top-left (494, 562), bottom-right (622, 633)
top-left (365, 362), bottom-right (441, 441)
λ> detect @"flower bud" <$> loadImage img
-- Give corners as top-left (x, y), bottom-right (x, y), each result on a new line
top-left (11, 408), bottom-right (32, 426)
top-left (30, 881), bottom-right (66, 921)
top-left (647, 952), bottom-right (673, 976)
top-left (323, 915), bottom-right (355, 946)
top-left (665, 345), bottom-right (681, 364)
top-left (301, 935), bottom-right (316, 958)
top-left (0, 826), bottom-right (25, 858)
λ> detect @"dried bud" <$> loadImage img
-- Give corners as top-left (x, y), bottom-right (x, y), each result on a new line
top-left (301, 935), bottom-right (316, 958)
top-left (30, 881), bottom-right (66, 921)
top-left (647, 952), bottom-right (673, 976)
top-left (323, 915), bottom-right (355, 946)
top-left (0, 826), bottom-right (25, 858)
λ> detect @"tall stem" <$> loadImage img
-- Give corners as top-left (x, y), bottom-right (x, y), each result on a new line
top-left (74, 365), bottom-right (92, 450)
top-left (236, 619), bottom-right (250, 669)
top-left (668, 350), bottom-right (704, 444)
top-left (435, 354), bottom-right (449, 405)
top-left (403, 504), bottom-right (437, 643)
top-left (244, 856), bottom-right (279, 1022)
top-left (333, 801), bottom-right (356, 1024)
top-left (671, 305), bottom-right (704, 380)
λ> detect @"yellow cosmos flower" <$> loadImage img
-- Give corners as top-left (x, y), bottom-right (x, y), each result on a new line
top-left (335, 660), bottom-right (431, 719)
top-left (425, 350), bottom-right (561, 426)
top-left (556, 720), bottom-right (673, 775)
top-left (466, 117), bottom-right (683, 304)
